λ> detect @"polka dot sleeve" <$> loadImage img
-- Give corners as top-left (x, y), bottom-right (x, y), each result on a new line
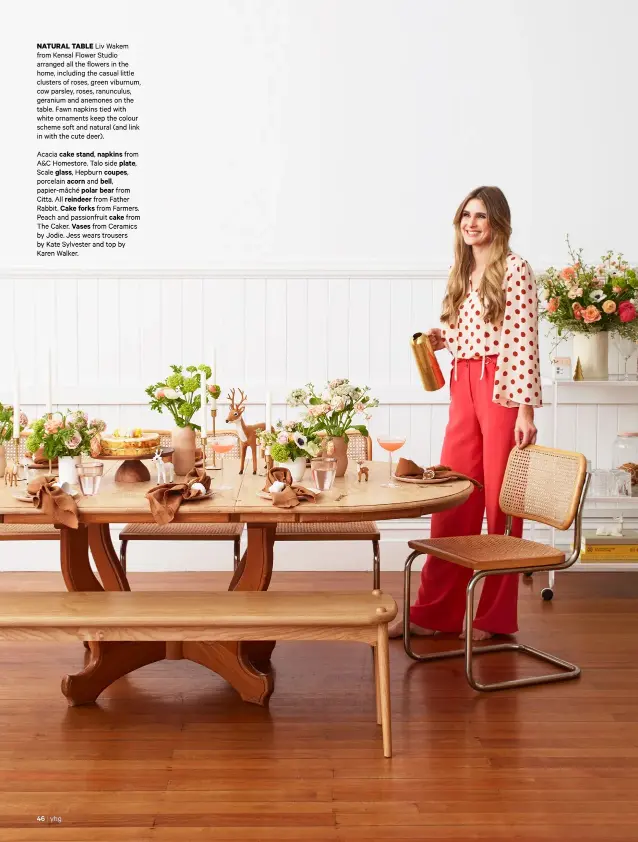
top-left (493, 256), bottom-right (543, 409)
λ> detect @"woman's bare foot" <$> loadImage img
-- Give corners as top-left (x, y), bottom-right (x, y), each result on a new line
top-left (388, 617), bottom-right (437, 639)
top-left (459, 628), bottom-right (494, 642)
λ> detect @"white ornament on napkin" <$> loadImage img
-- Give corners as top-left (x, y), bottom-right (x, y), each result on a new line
top-left (190, 482), bottom-right (207, 497)
top-left (269, 480), bottom-right (286, 493)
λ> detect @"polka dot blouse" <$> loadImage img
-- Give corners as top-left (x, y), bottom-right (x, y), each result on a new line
top-left (442, 253), bottom-right (543, 409)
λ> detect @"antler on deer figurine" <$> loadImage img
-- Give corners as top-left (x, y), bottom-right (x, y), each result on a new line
top-left (226, 388), bottom-right (267, 475)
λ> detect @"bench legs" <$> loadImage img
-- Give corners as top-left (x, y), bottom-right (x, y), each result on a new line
top-left (375, 624), bottom-right (392, 758)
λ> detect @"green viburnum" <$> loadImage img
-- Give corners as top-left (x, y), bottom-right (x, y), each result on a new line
top-left (145, 363), bottom-right (217, 429)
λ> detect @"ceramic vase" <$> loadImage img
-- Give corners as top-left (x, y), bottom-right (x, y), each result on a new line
top-left (172, 425), bottom-right (196, 475)
top-left (572, 332), bottom-right (609, 380)
top-left (275, 456), bottom-right (307, 483)
top-left (58, 455), bottom-right (81, 486)
top-left (329, 436), bottom-right (348, 477)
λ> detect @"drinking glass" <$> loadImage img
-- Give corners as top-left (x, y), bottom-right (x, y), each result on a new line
top-left (210, 436), bottom-right (235, 490)
top-left (613, 334), bottom-right (638, 380)
top-left (610, 468), bottom-right (631, 497)
top-left (376, 435), bottom-right (407, 488)
top-left (310, 457), bottom-right (337, 491)
top-left (77, 462), bottom-right (104, 496)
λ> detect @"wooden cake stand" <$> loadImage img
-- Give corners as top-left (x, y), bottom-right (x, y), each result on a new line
top-left (98, 453), bottom-right (153, 483)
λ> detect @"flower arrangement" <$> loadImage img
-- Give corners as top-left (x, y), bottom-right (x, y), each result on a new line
top-left (26, 411), bottom-right (106, 460)
top-left (258, 420), bottom-right (323, 463)
top-left (0, 403), bottom-right (28, 445)
top-left (538, 238), bottom-right (638, 340)
top-left (146, 364), bottom-right (219, 430)
top-left (286, 379), bottom-right (379, 438)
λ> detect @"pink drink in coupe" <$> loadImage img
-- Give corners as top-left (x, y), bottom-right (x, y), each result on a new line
top-left (211, 440), bottom-right (234, 455)
top-left (210, 436), bottom-right (234, 490)
top-left (377, 436), bottom-right (406, 488)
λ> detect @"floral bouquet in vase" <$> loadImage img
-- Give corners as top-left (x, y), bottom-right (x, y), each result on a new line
top-left (539, 238), bottom-right (638, 379)
top-left (0, 403), bottom-right (29, 476)
top-left (26, 411), bottom-right (106, 485)
top-left (258, 420), bottom-right (322, 482)
top-left (287, 379), bottom-right (379, 475)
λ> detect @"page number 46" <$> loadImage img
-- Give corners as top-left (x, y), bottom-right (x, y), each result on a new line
top-left (37, 816), bottom-right (62, 823)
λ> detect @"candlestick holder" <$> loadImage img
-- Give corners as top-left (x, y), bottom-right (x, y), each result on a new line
top-left (208, 407), bottom-right (221, 470)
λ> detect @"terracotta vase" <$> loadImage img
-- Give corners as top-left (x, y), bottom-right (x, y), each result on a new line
top-left (171, 425), bottom-right (196, 475)
top-left (329, 436), bottom-right (349, 477)
top-left (0, 445), bottom-right (5, 477)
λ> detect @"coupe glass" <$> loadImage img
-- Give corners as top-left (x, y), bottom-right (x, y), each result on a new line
top-left (210, 436), bottom-right (235, 491)
top-left (613, 334), bottom-right (638, 380)
top-left (376, 436), bottom-right (406, 488)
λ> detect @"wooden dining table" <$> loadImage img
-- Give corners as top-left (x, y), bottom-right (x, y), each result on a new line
top-left (0, 459), bottom-right (472, 706)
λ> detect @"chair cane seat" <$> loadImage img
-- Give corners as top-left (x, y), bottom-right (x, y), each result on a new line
top-left (120, 523), bottom-right (243, 541)
top-left (0, 523), bottom-right (60, 541)
top-left (276, 521), bottom-right (380, 541)
top-left (407, 534), bottom-right (565, 571)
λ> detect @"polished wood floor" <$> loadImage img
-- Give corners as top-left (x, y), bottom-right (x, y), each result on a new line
top-left (0, 569), bottom-right (636, 840)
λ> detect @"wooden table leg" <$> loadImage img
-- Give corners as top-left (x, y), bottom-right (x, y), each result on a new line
top-left (60, 525), bottom-right (166, 706)
top-left (182, 523), bottom-right (277, 704)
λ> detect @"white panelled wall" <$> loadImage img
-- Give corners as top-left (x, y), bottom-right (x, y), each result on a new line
top-left (3, 272), bottom-right (638, 572)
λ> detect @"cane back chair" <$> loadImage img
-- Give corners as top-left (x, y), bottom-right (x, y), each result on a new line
top-left (402, 445), bottom-right (589, 692)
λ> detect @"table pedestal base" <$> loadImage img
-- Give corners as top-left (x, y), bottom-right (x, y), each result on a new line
top-left (60, 523), bottom-right (276, 706)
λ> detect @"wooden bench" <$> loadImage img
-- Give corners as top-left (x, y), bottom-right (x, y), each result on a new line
top-left (0, 589), bottom-right (397, 757)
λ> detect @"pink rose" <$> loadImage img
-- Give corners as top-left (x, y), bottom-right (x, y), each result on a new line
top-left (277, 432), bottom-right (289, 444)
top-left (582, 305), bottom-right (602, 324)
top-left (619, 301), bottom-right (637, 323)
top-left (613, 286), bottom-right (623, 294)
top-left (572, 302), bottom-right (583, 320)
top-left (602, 300), bottom-right (616, 314)
top-left (44, 419), bottom-right (63, 435)
top-left (547, 297), bottom-right (559, 313)
top-left (19, 412), bottom-right (28, 427)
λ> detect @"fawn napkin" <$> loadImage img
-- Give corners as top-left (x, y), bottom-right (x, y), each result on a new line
top-left (26, 476), bottom-right (79, 529)
top-left (394, 458), bottom-right (483, 489)
top-left (262, 467), bottom-right (317, 509)
top-left (146, 468), bottom-right (211, 525)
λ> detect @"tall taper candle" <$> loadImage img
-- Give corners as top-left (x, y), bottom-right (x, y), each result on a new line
top-left (211, 347), bottom-right (217, 409)
top-left (200, 370), bottom-right (208, 437)
top-left (46, 343), bottom-right (53, 414)
top-left (13, 365), bottom-right (20, 440)
top-left (265, 390), bottom-right (272, 433)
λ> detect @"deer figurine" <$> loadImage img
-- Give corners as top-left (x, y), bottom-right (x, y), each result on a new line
top-left (357, 461), bottom-right (369, 482)
top-left (151, 449), bottom-right (174, 485)
top-left (226, 388), bottom-right (266, 475)
top-left (4, 461), bottom-right (18, 487)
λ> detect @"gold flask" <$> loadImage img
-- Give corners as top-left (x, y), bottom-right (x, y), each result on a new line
top-left (410, 332), bottom-right (445, 391)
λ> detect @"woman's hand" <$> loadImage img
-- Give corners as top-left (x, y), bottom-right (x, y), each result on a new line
top-left (515, 406), bottom-right (537, 449)
top-left (425, 327), bottom-right (445, 352)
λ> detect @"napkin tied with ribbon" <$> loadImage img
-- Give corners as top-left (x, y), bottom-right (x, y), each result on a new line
top-left (146, 468), bottom-right (211, 525)
top-left (26, 476), bottom-right (79, 529)
top-left (394, 458), bottom-right (483, 489)
top-left (262, 467), bottom-right (317, 509)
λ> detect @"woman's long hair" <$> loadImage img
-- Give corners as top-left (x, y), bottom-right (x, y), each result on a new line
top-left (440, 186), bottom-right (512, 325)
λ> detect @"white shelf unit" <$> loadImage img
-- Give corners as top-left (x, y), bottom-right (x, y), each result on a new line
top-left (543, 378), bottom-right (638, 597)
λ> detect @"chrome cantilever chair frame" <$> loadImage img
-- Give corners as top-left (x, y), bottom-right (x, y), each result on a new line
top-left (402, 462), bottom-right (590, 692)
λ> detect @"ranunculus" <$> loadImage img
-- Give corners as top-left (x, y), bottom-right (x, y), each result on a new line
top-left (618, 301), bottom-right (637, 323)
top-left (66, 431), bottom-right (82, 450)
top-left (277, 432), bottom-right (289, 444)
top-left (572, 302), bottom-right (583, 320)
top-left (330, 396), bottom-right (346, 411)
top-left (582, 305), bottom-right (602, 323)
top-left (602, 300), bottom-right (616, 314)
top-left (546, 297), bottom-right (559, 313)
top-left (163, 388), bottom-right (178, 399)
top-left (155, 388), bottom-right (165, 399)
top-left (560, 266), bottom-right (576, 281)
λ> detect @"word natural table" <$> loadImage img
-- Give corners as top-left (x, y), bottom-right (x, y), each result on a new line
top-left (0, 460), bottom-right (472, 705)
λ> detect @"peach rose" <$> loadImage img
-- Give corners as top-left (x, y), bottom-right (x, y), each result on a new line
top-left (44, 418), bottom-right (63, 435)
top-left (560, 266), bottom-right (576, 281)
top-left (602, 300), bottom-right (616, 314)
top-left (582, 305), bottom-right (602, 323)
top-left (547, 297), bottom-right (559, 313)
top-left (572, 302), bottom-right (583, 320)
top-left (613, 285), bottom-right (623, 294)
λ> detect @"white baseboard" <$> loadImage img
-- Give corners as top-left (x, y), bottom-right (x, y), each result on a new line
top-left (0, 515), bottom-right (634, 573)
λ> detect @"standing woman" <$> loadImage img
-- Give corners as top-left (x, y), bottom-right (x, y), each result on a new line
top-left (390, 186), bottom-right (542, 641)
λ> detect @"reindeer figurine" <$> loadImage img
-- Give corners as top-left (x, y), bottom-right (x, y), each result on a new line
top-left (226, 388), bottom-right (266, 475)
top-left (152, 449), bottom-right (174, 484)
top-left (357, 461), bottom-right (369, 483)
top-left (4, 461), bottom-right (18, 488)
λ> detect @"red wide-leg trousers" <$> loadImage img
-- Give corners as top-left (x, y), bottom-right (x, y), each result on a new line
top-left (410, 357), bottom-right (522, 634)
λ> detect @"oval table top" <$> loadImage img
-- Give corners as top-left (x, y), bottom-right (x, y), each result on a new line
top-left (0, 459), bottom-right (473, 525)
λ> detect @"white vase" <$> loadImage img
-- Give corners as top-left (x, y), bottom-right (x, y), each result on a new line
top-left (572, 332), bottom-right (609, 380)
top-left (275, 456), bottom-right (307, 483)
top-left (58, 455), bottom-right (81, 486)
